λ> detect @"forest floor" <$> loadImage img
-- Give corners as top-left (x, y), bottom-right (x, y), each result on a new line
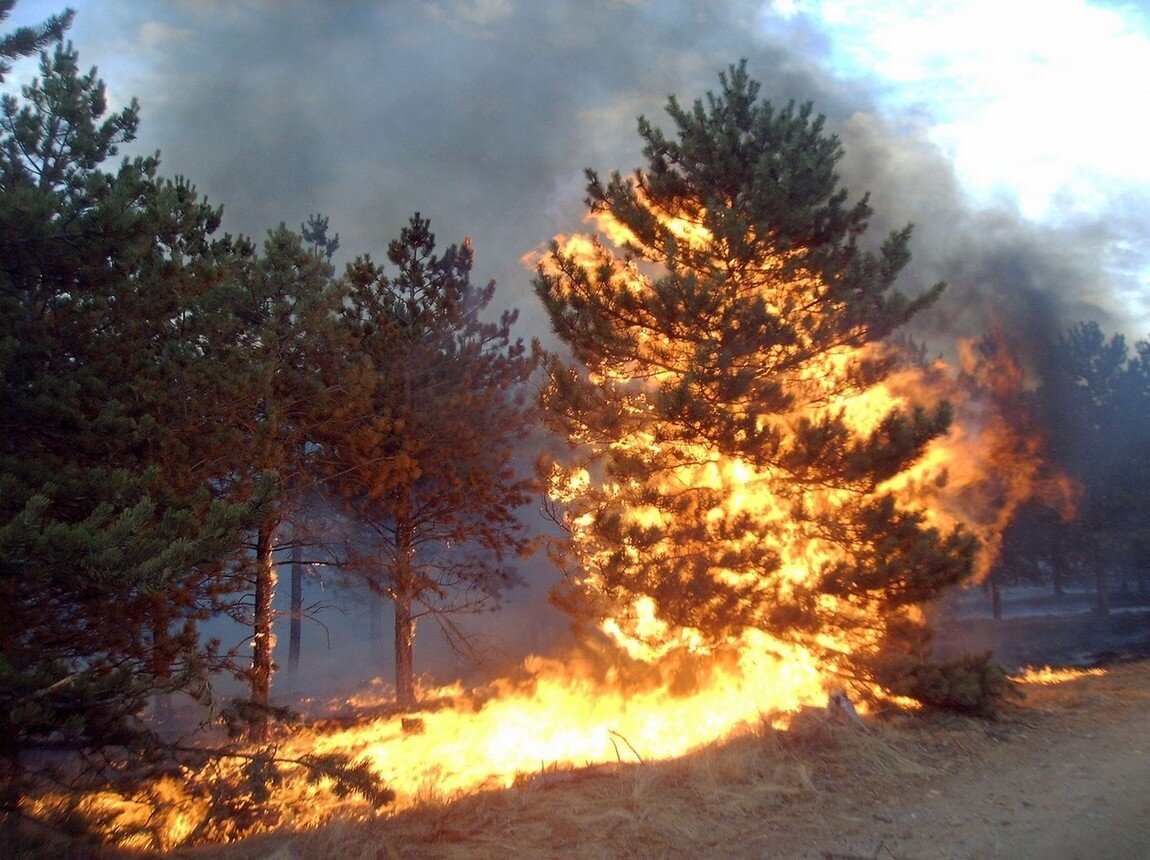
top-left (191, 653), bottom-right (1150, 860)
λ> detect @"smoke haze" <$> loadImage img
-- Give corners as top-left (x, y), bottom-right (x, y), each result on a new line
top-left (26, 0), bottom-right (1139, 357)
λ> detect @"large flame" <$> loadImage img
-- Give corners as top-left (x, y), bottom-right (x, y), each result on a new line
top-left (536, 203), bottom-right (1064, 695)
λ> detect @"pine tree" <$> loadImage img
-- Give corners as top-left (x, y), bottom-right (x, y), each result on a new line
top-left (323, 214), bottom-right (541, 709)
top-left (0, 39), bottom-right (262, 834)
top-left (218, 224), bottom-right (343, 740)
top-left (1036, 323), bottom-right (1150, 609)
top-left (287, 215), bottom-right (341, 681)
top-left (0, 0), bottom-right (72, 81)
top-left (535, 62), bottom-right (995, 709)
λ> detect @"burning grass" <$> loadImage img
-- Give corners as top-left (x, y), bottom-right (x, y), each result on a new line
top-left (18, 641), bottom-right (829, 853)
top-left (20, 660), bottom-right (1129, 857)
top-left (1015, 665), bottom-right (1107, 686)
top-left (190, 687), bottom-right (1021, 860)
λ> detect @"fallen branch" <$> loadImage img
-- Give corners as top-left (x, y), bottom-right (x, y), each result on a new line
top-left (607, 729), bottom-right (644, 763)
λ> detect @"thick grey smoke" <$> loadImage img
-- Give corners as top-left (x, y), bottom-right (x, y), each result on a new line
top-left (41, 0), bottom-right (1144, 689)
top-left (59, 1), bottom-right (1135, 353)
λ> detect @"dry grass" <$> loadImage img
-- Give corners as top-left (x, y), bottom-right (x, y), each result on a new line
top-left (179, 663), bottom-right (1150, 859)
top-left (193, 704), bottom-right (976, 860)
top-left (18, 663), bottom-right (1144, 858)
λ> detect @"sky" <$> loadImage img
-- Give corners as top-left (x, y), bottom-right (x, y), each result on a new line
top-left (5, 0), bottom-right (1149, 364)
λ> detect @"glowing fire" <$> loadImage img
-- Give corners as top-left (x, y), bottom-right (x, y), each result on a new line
top-left (1015, 665), bottom-right (1106, 686)
top-left (38, 645), bottom-right (831, 851)
top-left (307, 642), bottom-right (825, 797)
top-left (534, 200), bottom-right (1061, 701)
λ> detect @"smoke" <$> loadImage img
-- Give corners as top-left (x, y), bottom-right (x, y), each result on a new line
top-left (833, 111), bottom-right (1124, 373)
top-left (40, 0), bottom-right (1145, 684)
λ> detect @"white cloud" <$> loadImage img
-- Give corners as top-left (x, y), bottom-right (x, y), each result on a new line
top-left (794, 0), bottom-right (1150, 223)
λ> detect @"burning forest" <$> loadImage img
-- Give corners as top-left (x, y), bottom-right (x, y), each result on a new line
top-left (5, 6), bottom-right (1150, 857)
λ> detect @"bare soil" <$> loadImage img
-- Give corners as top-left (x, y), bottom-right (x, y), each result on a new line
top-left (197, 657), bottom-right (1150, 860)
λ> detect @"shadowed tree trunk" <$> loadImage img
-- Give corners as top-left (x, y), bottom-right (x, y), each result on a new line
top-left (288, 538), bottom-right (303, 677)
top-left (393, 515), bottom-right (416, 710)
top-left (251, 518), bottom-right (278, 742)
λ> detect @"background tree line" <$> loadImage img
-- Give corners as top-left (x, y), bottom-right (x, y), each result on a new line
top-left (990, 321), bottom-right (1150, 615)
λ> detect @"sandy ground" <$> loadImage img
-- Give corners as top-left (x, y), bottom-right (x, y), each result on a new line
top-left (770, 661), bottom-right (1150, 860)
top-left (196, 659), bottom-right (1150, 860)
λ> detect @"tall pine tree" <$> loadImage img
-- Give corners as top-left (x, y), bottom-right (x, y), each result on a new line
top-left (0, 38), bottom-right (262, 832)
top-left (535, 62), bottom-right (1000, 710)
top-left (323, 214), bottom-right (540, 709)
top-left (208, 223), bottom-right (344, 740)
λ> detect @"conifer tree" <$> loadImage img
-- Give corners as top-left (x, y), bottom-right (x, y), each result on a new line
top-left (1035, 323), bottom-right (1150, 606)
top-left (0, 39), bottom-right (262, 828)
top-left (535, 62), bottom-right (997, 709)
top-left (323, 214), bottom-right (540, 709)
top-left (287, 215), bottom-right (341, 681)
top-left (206, 224), bottom-right (344, 740)
top-left (0, 0), bottom-right (72, 81)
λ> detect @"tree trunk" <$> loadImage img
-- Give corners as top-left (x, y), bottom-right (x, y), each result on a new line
top-left (1094, 565), bottom-right (1110, 617)
top-left (251, 518), bottom-right (278, 742)
top-left (393, 516), bottom-right (417, 710)
top-left (394, 588), bottom-right (416, 710)
top-left (393, 363), bottom-right (418, 711)
top-left (288, 538), bottom-right (303, 677)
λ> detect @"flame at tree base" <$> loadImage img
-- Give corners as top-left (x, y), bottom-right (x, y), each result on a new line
top-left (27, 633), bottom-right (847, 852)
top-left (307, 631), bottom-right (835, 802)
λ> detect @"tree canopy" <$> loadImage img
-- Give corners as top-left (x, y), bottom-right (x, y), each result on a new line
top-left (535, 61), bottom-right (998, 710)
top-left (0, 40), bottom-right (266, 788)
top-left (323, 214), bottom-right (542, 708)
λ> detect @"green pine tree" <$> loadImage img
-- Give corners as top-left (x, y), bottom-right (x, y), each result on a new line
top-left (322, 214), bottom-right (541, 709)
top-left (0, 38), bottom-right (263, 841)
top-left (0, 0), bottom-right (72, 81)
top-left (216, 223), bottom-right (344, 740)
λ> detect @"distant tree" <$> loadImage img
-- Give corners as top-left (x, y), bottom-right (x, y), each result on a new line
top-left (0, 41), bottom-right (263, 843)
top-left (534, 61), bottom-right (1004, 712)
top-left (1120, 338), bottom-right (1150, 589)
top-left (288, 214), bottom-right (341, 680)
top-left (322, 214), bottom-right (541, 709)
top-left (1036, 322), bottom-right (1150, 610)
top-left (204, 223), bottom-right (344, 740)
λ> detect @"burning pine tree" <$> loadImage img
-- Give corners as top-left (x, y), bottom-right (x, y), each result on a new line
top-left (535, 62), bottom-right (1008, 712)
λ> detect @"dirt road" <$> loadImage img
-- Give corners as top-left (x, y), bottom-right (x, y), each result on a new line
top-left (805, 662), bottom-right (1150, 859)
